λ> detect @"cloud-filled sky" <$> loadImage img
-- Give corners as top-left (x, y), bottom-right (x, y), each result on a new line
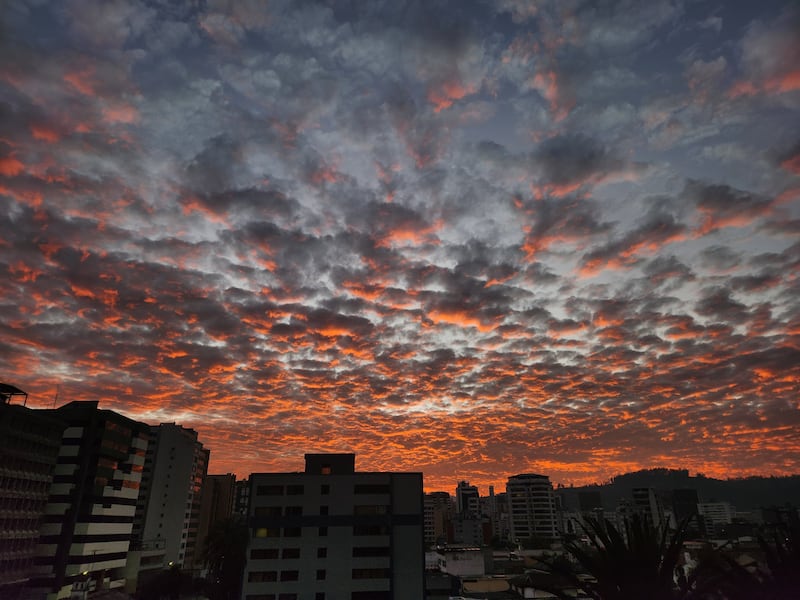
top-left (2, 0), bottom-right (799, 491)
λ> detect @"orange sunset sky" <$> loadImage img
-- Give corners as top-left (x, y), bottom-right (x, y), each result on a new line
top-left (2, 0), bottom-right (799, 492)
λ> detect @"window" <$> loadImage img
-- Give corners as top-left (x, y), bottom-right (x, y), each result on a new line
top-left (280, 570), bottom-right (299, 582)
top-left (317, 547), bottom-right (327, 558)
top-left (278, 595), bottom-right (297, 600)
top-left (316, 569), bottom-right (326, 580)
top-left (257, 485), bottom-right (283, 496)
top-left (254, 528), bottom-right (280, 538)
top-left (282, 548), bottom-right (300, 559)
top-left (351, 593), bottom-right (390, 600)
top-left (250, 548), bottom-right (279, 560)
top-left (283, 527), bottom-right (301, 537)
top-left (319, 505), bottom-right (329, 515)
top-left (353, 524), bottom-right (390, 536)
top-left (255, 506), bottom-right (282, 517)
top-left (285, 506), bottom-right (303, 516)
top-left (247, 571), bottom-right (277, 582)
top-left (246, 595), bottom-right (275, 600)
top-left (315, 594), bottom-right (325, 600)
top-left (286, 485), bottom-right (304, 495)
top-left (352, 567), bottom-right (391, 579)
top-left (318, 526), bottom-right (328, 536)
top-left (320, 484), bottom-right (330, 495)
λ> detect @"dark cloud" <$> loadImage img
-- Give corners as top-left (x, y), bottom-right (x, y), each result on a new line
top-left (533, 134), bottom-right (625, 187)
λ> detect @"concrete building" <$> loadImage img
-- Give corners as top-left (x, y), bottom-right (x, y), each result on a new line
top-left (455, 481), bottom-right (480, 517)
top-left (234, 476), bottom-right (251, 516)
top-left (0, 384), bottom-right (65, 599)
top-left (632, 487), bottom-right (665, 529)
top-left (506, 474), bottom-right (559, 544)
top-left (450, 514), bottom-right (489, 547)
top-left (698, 502), bottom-right (735, 537)
top-left (423, 492), bottom-right (453, 548)
top-left (132, 423), bottom-right (209, 577)
top-left (28, 401), bottom-right (149, 599)
top-left (488, 490), bottom-right (510, 542)
top-left (196, 473), bottom-right (236, 565)
top-left (243, 453), bottom-right (424, 600)
top-left (434, 546), bottom-right (485, 577)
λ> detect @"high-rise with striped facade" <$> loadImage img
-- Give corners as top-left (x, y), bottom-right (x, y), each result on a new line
top-left (27, 401), bottom-right (149, 599)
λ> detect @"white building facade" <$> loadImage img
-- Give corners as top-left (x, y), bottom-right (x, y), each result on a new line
top-left (243, 453), bottom-right (424, 600)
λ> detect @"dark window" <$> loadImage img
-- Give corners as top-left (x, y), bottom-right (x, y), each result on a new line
top-left (250, 548), bottom-right (279, 559)
top-left (317, 547), bottom-right (327, 558)
top-left (351, 593), bottom-right (390, 600)
top-left (278, 595), bottom-right (297, 600)
top-left (352, 567), bottom-right (391, 579)
top-left (280, 570), bottom-right (299, 582)
top-left (319, 505), bottom-right (329, 515)
top-left (247, 571), bottom-right (277, 582)
top-left (255, 506), bottom-right (282, 517)
top-left (318, 526), bottom-right (328, 536)
top-left (315, 594), bottom-right (325, 600)
top-left (283, 527), bottom-right (301, 537)
top-left (285, 506), bottom-right (303, 516)
top-left (245, 595), bottom-right (275, 600)
top-left (316, 569), bottom-right (326, 580)
top-left (282, 548), bottom-right (300, 559)
top-left (320, 484), bottom-right (330, 495)
top-left (286, 485), bottom-right (304, 495)
top-left (256, 485), bottom-right (283, 496)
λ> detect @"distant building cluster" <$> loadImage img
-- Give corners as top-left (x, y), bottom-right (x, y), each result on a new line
top-left (1, 382), bottom-right (797, 600)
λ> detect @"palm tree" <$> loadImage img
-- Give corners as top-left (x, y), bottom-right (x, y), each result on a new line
top-left (696, 517), bottom-right (800, 599)
top-left (543, 514), bottom-right (694, 600)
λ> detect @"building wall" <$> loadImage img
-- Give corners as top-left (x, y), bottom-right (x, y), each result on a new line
top-left (632, 488), bottom-right (665, 529)
top-left (506, 474), bottom-right (559, 543)
top-left (242, 454), bottom-right (424, 600)
top-left (423, 492), bottom-right (452, 547)
top-left (455, 481), bottom-right (480, 517)
top-left (435, 548), bottom-right (485, 577)
top-left (29, 401), bottom-right (149, 599)
top-left (0, 400), bottom-right (64, 596)
top-left (136, 424), bottom-right (209, 570)
top-left (196, 473), bottom-right (236, 569)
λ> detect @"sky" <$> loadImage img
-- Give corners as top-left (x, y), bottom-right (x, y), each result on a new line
top-left (2, 0), bottom-right (799, 492)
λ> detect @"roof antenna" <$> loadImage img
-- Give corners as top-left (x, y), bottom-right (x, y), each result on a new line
top-left (52, 384), bottom-right (60, 408)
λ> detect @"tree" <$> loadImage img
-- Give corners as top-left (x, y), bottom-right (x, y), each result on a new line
top-left (202, 515), bottom-right (249, 600)
top-left (542, 515), bottom-right (694, 600)
top-left (696, 517), bottom-right (800, 599)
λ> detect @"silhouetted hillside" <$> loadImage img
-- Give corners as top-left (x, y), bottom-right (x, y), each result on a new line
top-left (558, 469), bottom-right (800, 512)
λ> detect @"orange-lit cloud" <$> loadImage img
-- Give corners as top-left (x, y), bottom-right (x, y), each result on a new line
top-left (1, 0), bottom-right (798, 494)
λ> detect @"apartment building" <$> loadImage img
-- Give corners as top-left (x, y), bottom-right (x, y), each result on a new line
top-left (506, 474), bottom-right (559, 543)
top-left (0, 384), bottom-right (65, 598)
top-left (243, 453), bottom-right (424, 600)
top-left (132, 423), bottom-right (209, 577)
top-left (28, 401), bottom-right (149, 599)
